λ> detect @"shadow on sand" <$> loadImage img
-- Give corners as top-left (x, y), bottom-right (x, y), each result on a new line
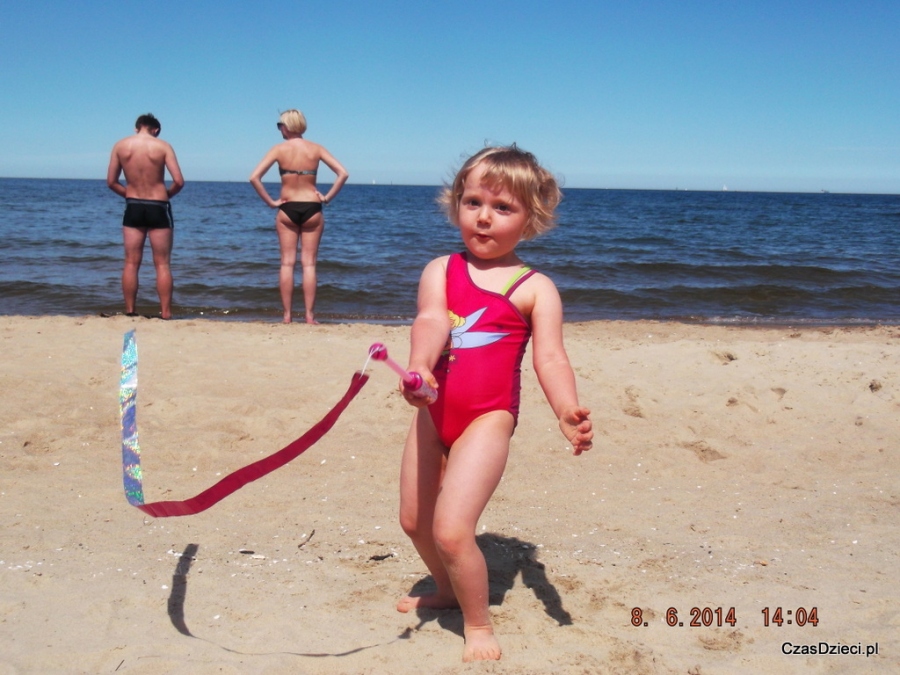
top-left (165, 543), bottom-right (413, 658)
top-left (163, 533), bottom-right (568, 658)
top-left (405, 532), bottom-right (573, 637)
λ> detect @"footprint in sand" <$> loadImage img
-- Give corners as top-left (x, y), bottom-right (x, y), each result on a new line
top-left (681, 440), bottom-right (727, 463)
top-left (698, 629), bottom-right (744, 652)
top-left (712, 350), bottom-right (738, 365)
top-left (623, 386), bottom-right (644, 418)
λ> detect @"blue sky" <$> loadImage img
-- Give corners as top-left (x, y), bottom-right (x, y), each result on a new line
top-left (1, 1), bottom-right (897, 193)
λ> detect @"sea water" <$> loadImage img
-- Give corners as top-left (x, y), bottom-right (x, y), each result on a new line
top-left (0, 178), bottom-right (897, 324)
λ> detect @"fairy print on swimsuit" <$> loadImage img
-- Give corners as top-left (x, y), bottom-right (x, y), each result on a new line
top-left (445, 307), bottom-right (508, 353)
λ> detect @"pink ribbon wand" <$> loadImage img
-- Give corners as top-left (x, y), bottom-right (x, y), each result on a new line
top-left (368, 343), bottom-right (437, 403)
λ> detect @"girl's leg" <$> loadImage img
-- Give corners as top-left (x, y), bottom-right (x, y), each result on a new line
top-left (275, 213), bottom-right (300, 323)
top-left (298, 212), bottom-right (324, 324)
top-left (397, 409), bottom-right (456, 610)
top-left (433, 411), bottom-right (514, 661)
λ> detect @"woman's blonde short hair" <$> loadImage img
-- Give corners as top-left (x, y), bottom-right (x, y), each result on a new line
top-left (278, 109), bottom-right (307, 135)
top-left (438, 145), bottom-right (562, 240)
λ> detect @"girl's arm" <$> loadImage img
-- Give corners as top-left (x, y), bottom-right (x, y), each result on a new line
top-left (248, 147), bottom-right (281, 208)
top-left (405, 256), bottom-right (451, 407)
top-left (529, 274), bottom-right (593, 455)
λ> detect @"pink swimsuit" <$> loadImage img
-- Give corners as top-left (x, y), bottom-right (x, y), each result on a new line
top-left (428, 252), bottom-right (536, 447)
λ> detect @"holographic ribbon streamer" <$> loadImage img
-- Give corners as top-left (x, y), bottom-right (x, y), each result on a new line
top-left (120, 330), bottom-right (145, 506)
top-left (119, 330), bottom-right (369, 518)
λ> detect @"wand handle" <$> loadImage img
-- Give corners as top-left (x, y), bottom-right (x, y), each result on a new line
top-left (369, 343), bottom-right (438, 402)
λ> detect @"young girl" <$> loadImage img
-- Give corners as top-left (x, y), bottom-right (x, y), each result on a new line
top-left (396, 146), bottom-right (593, 662)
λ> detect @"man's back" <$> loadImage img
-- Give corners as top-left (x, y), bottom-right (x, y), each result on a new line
top-left (110, 132), bottom-right (176, 200)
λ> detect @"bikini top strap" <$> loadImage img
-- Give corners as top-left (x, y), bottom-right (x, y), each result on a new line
top-left (279, 167), bottom-right (317, 176)
top-left (502, 266), bottom-right (536, 298)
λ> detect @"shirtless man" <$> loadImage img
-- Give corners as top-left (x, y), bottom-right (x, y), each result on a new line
top-left (107, 113), bottom-right (184, 319)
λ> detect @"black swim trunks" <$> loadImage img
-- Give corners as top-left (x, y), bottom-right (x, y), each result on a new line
top-left (279, 201), bottom-right (322, 226)
top-left (123, 198), bottom-right (174, 229)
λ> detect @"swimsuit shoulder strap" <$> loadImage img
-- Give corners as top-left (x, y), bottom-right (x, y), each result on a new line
top-left (456, 252), bottom-right (535, 297)
top-left (502, 266), bottom-right (535, 297)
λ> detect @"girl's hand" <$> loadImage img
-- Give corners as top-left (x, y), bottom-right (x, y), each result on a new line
top-left (400, 370), bottom-right (438, 408)
top-left (559, 406), bottom-right (593, 455)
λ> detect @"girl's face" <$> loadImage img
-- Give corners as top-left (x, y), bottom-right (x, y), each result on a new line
top-left (457, 163), bottom-right (529, 263)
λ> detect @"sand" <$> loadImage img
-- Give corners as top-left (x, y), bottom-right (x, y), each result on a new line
top-left (1, 315), bottom-right (897, 674)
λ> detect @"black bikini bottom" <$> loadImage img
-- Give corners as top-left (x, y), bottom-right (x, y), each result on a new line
top-left (279, 201), bottom-right (322, 226)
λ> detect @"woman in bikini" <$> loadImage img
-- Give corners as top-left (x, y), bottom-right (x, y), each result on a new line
top-left (250, 109), bottom-right (349, 324)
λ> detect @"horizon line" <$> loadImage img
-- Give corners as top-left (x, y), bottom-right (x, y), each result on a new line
top-left (0, 176), bottom-right (895, 197)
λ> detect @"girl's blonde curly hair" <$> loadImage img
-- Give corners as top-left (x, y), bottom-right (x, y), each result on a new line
top-left (438, 145), bottom-right (562, 240)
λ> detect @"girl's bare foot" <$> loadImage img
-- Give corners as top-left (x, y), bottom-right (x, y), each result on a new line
top-left (305, 313), bottom-right (319, 325)
top-left (463, 624), bottom-right (501, 661)
top-left (396, 591), bottom-right (458, 613)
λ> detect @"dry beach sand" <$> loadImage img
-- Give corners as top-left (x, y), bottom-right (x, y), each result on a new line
top-left (1, 315), bottom-right (897, 674)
